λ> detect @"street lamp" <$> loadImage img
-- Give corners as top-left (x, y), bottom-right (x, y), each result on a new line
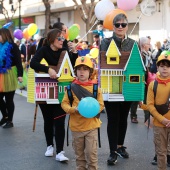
top-left (18, 0), bottom-right (21, 29)
top-left (10, 0), bottom-right (22, 29)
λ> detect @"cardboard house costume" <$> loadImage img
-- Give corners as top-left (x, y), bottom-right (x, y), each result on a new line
top-left (100, 40), bottom-right (146, 101)
top-left (27, 51), bottom-right (75, 104)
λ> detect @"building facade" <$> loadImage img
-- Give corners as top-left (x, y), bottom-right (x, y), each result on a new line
top-left (0, 0), bottom-right (169, 46)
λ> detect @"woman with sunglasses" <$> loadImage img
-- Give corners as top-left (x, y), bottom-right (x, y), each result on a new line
top-left (30, 29), bottom-right (69, 162)
top-left (100, 13), bottom-right (135, 165)
top-left (37, 22), bottom-right (78, 67)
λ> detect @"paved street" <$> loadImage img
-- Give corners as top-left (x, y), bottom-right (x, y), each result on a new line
top-left (0, 91), bottom-right (164, 170)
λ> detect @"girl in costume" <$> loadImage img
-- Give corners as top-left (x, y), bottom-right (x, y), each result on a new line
top-left (0, 28), bottom-right (23, 128)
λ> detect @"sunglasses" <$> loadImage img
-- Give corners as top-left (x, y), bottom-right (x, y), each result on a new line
top-left (56, 37), bottom-right (65, 41)
top-left (114, 23), bottom-right (127, 28)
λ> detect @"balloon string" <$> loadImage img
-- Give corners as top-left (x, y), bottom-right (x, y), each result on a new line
top-left (130, 0), bottom-right (154, 35)
top-left (54, 113), bottom-right (67, 120)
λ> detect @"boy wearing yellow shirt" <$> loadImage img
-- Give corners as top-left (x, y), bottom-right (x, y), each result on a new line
top-left (61, 56), bottom-right (104, 170)
top-left (147, 53), bottom-right (170, 170)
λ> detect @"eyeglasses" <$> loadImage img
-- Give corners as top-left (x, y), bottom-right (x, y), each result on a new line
top-left (114, 23), bottom-right (127, 28)
top-left (56, 37), bottom-right (65, 41)
top-left (62, 29), bottom-right (66, 33)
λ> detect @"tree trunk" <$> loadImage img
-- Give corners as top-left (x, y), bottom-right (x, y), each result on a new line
top-left (43, 1), bottom-right (51, 36)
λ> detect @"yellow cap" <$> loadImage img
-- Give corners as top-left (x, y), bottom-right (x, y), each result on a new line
top-left (74, 56), bottom-right (93, 68)
top-left (157, 53), bottom-right (170, 64)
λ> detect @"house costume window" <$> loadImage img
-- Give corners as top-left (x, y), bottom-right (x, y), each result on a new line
top-left (129, 75), bottom-right (140, 83)
top-left (64, 86), bottom-right (67, 92)
top-left (64, 68), bottom-right (68, 74)
top-left (41, 87), bottom-right (45, 93)
top-left (59, 86), bottom-right (62, 92)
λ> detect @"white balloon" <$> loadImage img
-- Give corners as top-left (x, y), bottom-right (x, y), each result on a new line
top-left (95, 0), bottom-right (115, 20)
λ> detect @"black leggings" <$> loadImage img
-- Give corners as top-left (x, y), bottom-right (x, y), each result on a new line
top-left (39, 104), bottom-right (66, 154)
top-left (105, 101), bottom-right (132, 153)
top-left (0, 91), bottom-right (15, 121)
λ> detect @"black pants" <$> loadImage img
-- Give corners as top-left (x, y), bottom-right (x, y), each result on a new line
top-left (130, 101), bottom-right (138, 119)
top-left (39, 103), bottom-right (66, 154)
top-left (105, 101), bottom-right (132, 153)
top-left (0, 91), bottom-right (15, 121)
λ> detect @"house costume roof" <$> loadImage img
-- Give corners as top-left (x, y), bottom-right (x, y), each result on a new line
top-left (100, 51), bottom-right (130, 69)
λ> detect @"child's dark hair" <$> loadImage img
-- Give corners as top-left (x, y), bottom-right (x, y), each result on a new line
top-left (49, 22), bottom-right (64, 31)
top-left (157, 60), bottom-right (170, 67)
top-left (74, 65), bottom-right (94, 78)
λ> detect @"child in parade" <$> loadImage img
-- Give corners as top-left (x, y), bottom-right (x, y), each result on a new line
top-left (61, 56), bottom-right (104, 170)
top-left (30, 29), bottom-right (69, 162)
top-left (147, 53), bottom-right (170, 170)
top-left (0, 28), bottom-right (23, 128)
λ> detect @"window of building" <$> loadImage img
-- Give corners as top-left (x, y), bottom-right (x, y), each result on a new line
top-left (41, 87), bottom-right (45, 93)
top-left (59, 86), bottom-right (62, 93)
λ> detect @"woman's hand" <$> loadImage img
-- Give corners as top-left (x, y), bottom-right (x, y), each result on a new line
top-left (68, 41), bottom-right (77, 53)
top-left (18, 77), bottom-right (23, 83)
top-left (48, 68), bottom-right (57, 79)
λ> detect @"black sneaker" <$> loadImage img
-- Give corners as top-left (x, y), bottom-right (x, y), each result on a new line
top-left (107, 152), bottom-right (117, 165)
top-left (0, 117), bottom-right (8, 126)
top-left (117, 146), bottom-right (129, 158)
top-left (167, 155), bottom-right (170, 167)
top-left (151, 155), bottom-right (157, 165)
top-left (3, 121), bottom-right (14, 128)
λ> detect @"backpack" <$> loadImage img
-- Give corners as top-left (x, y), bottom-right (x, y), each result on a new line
top-left (66, 83), bottom-right (101, 147)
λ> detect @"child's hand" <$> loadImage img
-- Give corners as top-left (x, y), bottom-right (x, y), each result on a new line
top-left (162, 118), bottom-right (170, 127)
top-left (138, 101), bottom-right (143, 107)
top-left (48, 68), bottom-right (57, 79)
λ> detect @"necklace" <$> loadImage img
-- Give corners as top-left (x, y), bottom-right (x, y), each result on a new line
top-left (0, 42), bottom-right (13, 73)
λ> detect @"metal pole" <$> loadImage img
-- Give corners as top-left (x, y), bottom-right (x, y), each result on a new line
top-left (19, 0), bottom-right (21, 29)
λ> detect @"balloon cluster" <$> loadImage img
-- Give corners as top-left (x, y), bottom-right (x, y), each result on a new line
top-left (13, 23), bottom-right (38, 40)
top-left (94, 0), bottom-right (139, 30)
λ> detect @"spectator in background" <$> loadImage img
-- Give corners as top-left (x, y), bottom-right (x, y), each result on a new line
top-left (27, 38), bottom-right (37, 62)
top-left (161, 38), bottom-right (170, 51)
top-left (92, 34), bottom-right (100, 48)
top-left (146, 36), bottom-right (153, 52)
top-left (150, 41), bottom-right (162, 73)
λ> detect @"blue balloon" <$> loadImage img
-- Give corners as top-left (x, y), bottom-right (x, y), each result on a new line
top-left (78, 97), bottom-right (100, 118)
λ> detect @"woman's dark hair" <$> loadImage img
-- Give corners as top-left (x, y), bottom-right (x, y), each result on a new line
top-left (0, 28), bottom-right (14, 43)
top-left (43, 29), bottom-right (62, 46)
top-left (49, 22), bottom-right (64, 31)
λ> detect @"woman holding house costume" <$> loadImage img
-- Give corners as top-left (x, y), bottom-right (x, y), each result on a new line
top-left (30, 29), bottom-right (69, 162)
top-left (100, 13), bottom-right (135, 165)
top-left (0, 28), bottom-right (23, 128)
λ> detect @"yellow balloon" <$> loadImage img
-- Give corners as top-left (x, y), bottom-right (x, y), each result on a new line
top-left (90, 48), bottom-right (99, 58)
top-left (27, 23), bottom-right (38, 36)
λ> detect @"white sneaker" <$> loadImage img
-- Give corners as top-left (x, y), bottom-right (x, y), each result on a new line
top-left (45, 145), bottom-right (54, 157)
top-left (56, 151), bottom-right (69, 161)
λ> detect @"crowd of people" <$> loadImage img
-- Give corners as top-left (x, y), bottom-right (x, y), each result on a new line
top-left (0, 12), bottom-right (170, 170)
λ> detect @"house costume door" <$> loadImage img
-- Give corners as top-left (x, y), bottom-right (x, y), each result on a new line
top-left (112, 76), bottom-right (123, 94)
top-left (49, 87), bottom-right (54, 99)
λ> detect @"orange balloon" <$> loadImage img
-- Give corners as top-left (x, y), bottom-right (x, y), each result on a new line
top-left (64, 27), bottom-right (69, 40)
top-left (103, 9), bottom-right (127, 30)
top-left (23, 28), bottom-right (31, 40)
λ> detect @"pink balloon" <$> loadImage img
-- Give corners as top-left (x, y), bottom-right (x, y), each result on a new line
top-left (117, 0), bottom-right (139, 11)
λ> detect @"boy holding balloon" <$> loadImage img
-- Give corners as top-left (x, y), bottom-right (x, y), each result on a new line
top-left (61, 56), bottom-right (104, 170)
